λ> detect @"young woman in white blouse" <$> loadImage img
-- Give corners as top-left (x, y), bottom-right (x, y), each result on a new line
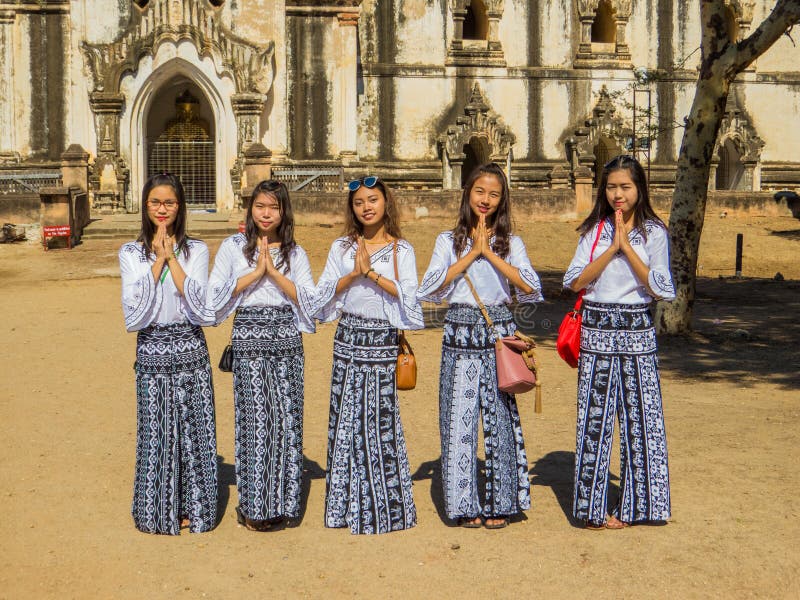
top-left (418, 163), bottom-right (543, 529)
top-left (305, 176), bottom-right (423, 535)
top-left (563, 154), bottom-right (675, 530)
top-left (208, 180), bottom-right (315, 532)
top-left (119, 172), bottom-right (217, 535)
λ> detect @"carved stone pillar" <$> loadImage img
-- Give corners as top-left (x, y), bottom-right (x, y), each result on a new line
top-left (576, 15), bottom-right (594, 59)
top-left (487, 11), bottom-right (502, 52)
top-left (231, 93), bottom-right (265, 155)
top-left (708, 161), bottom-right (719, 191)
top-left (89, 93), bottom-right (127, 213)
top-left (0, 11), bottom-right (17, 162)
top-left (231, 93), bottom-right (266, 200)
top-left (61, 144), bottom-right (90, 192)
top-left (451, 8), bottom-right (466, 50)
top-left (614, 18), bottom-right (631, 60)
top-left (547, 164), bottom-right (571, 189)
top-left (742, 160), bottom-right (760, 191)
top-left (446, 154), bottom-right (465, 190)
top-left (241, 143), bottom-right (273, 208)
top-left (572, 166), bottom-right (594, 214)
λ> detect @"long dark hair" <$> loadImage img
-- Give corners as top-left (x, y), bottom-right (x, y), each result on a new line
top-left (342, 176), bottom-right (404, 243)
top-left (243, 180), bottom-right (296, 272)
top-left (577, 154), bottom-right (665, 239)
top-left (452, 162), bottom-right (512, 259)
top-left (137, 172), bottom-right (190, 258)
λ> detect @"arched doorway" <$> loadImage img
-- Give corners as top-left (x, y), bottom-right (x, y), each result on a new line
top-left (462, 136), bottom-right (489, 187)
top-left (716, 138), bottom-right (744, 190)
top-left (146, 82), bottom-right (216, 207)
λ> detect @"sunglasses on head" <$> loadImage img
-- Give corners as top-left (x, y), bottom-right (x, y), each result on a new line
top-left (347, 176), bottom-right (378, 192)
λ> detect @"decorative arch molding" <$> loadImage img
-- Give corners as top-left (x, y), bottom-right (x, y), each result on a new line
top-left (81, 0), bottom-right (275, 211)
top-left (439, 83), bottom-right (515, 189)
top-left (574, 0), bottom-right (632, 68)
top-left (121, 51), bottom-right (238, 212)
top-left (709, 100), bottom-right (764, 191)
top-left (447, 0), bottom-right (506, 67)
top-left (567, 86), bottom-right (631, 179)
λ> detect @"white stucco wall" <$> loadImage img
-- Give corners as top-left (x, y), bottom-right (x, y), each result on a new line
top-left (393, 77), bottom-right (451, 159)
top-left (540, 80), bottom-right (572, 159)
top-left (498, 0), bottom-right (530, 67)
top-left (393, 0), bottom-right (447, 65)
top-left (746, 83), bottom-right (800, 162)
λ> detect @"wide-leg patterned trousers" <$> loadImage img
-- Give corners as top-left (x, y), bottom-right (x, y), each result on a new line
top-left (324, 313), bottom-right (417, 535)
top-left (439, 304), bottom-right (531, 520)
top-left (573, 301), bottom-right (671, 523)
top-left (133, 323), bottom-right (218, 535)
top-left (232, 306), bottom-right (304, 522)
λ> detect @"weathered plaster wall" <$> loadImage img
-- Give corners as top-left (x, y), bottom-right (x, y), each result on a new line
top-left (753, 0), bottom-right (800, 72)
top-left (746, 83), bottom-right (800, 162)
top-left (287, 14), bottom-right (335, 159)
top-left (538, 0), bottom-right (573, 67)
top-left (497, 0), bottom-right (530, 67)
top-left (393, 0), bottom-right (446, 65)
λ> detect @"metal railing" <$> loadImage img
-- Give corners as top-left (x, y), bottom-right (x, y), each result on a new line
top-left (148, 141), bottom-right (216, 206)
top-left (272, 168), bottom-right (344, 192)
top-left (0, 171), bottom-right (62, 194)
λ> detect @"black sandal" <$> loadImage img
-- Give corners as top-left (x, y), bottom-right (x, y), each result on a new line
top-left (484, 516), bottom-right (509, 529)
top-left (456, 516), bottom-right (483, 528)
top-left (235, 506), bottom-right (272, 532)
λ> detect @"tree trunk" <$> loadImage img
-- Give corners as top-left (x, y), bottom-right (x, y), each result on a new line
top-left (656, 74), bottom-right (729, 334)
top-left (656, 0), bottom-right (800, 334)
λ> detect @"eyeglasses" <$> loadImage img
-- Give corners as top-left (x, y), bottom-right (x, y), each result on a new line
top-left (147, 199), bottom-right (179, 210)
top-left (347, 176), bottom-right (378, 192)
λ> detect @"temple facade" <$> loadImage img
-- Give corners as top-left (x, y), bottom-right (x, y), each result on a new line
top-left (1, 0), bottom-right (798, 212)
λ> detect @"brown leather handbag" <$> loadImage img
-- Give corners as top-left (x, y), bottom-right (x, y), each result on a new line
top-left (392, 241), bottom-right (417, 390)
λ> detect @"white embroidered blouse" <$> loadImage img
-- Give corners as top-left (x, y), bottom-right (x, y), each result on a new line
top-left (417, 231), bottom-right (544, 306)
top-left (562, 218), bottom-right (676, 304)
top-left (304, 237), bottom-right (424, 330)
top-left (206, 233), bottom-right (316, 333)
top-left (119, 239), bottom-right (212, 332)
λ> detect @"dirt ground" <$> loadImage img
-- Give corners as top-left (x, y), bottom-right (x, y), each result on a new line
top-left (1, 212), bottom-right (798, 599)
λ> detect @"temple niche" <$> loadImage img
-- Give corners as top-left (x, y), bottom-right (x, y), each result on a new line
top-left (439, 84), bottom-right (515, 190)
top-left (709, 96), bottom-right (764, 192)
top-left (567, 87), bottom-right (632, 183)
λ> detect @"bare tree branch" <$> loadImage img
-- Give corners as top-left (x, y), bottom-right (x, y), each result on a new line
top-left (730, 0), bottom-right (800, 74)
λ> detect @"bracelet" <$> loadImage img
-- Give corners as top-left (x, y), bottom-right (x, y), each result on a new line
top-left (364, 268), bottom-right (375, 279)
top-left (374, 273), bottom-right (382, 284)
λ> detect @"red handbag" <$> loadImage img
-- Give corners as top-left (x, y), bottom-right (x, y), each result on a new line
top-left (556, 221), bottom-right (605, 368)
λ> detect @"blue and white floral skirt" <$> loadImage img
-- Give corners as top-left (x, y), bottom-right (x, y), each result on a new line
top-left (573, 301), bottom-right (671, 523)
top-left (324, 313), bottom-right (417, 535)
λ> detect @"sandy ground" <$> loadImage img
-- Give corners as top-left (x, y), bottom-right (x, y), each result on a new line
top-left (1, 213), bottom-right (798, 599)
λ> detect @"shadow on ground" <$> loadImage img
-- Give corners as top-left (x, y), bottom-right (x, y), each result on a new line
top-left (530, 451), bottom-right (621, 528)
top-left (424, 271), bottom-right (800, 392)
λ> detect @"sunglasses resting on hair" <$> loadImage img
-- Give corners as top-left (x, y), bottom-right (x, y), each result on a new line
top-left (347, 176), bottom-right (378, 192)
